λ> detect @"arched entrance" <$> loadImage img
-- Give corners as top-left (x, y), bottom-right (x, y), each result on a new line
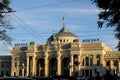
top-left (49, 58), bottom-right (57, 76)
top-left (62, 57), bottom-right (70, 76)
top-left (36, 58), bottom-right (45, 76)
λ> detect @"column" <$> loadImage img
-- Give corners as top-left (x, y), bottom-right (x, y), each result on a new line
top-left (84, 56), bottom-right (86, 66)
top-left (22, 63), bottom-right (25, 77)
top-left (57, 52), bottom-right (62, 76)
top-left (26, 56), bottom-right (29, 76)
top-left (11, 57), bottom-right (14, 76)
top-left (32, 56), bottom-right (36, 76)
top-left (78, 55), bottom-right (81, 76)
top-left (45, 54), bottom-right (49, 77)
top-left (92, 55), bottom-right (96, 77)
top-left (117, 61), bottom-right (120, 76)
top-left (119, 61), bottom-right (120, 72)
top-left (16, 58), bottom-right (20, 76)
top-left (110, 60), bottom-right (114, 75)
top-left (33, 45), bottom-right (37, 76)
top-left (100, 55), bottom-right (104, 76)
top-left (89, 56), bottom-right (90, 66)
top-left (70, 55), bottom-right (74, 76)
top-left (93, 55), bottom-right (96, 65)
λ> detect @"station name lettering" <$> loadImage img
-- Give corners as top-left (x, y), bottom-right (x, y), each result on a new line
top-left (83, 38), bottom-right (99, 43)
top-left (15, 43), bottom-right (28, 46)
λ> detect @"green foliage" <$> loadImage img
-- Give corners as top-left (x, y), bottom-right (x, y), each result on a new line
top-left (91, 0), bottom-right (120, 51)
top-left (0, 0), bottom-right (13, 44)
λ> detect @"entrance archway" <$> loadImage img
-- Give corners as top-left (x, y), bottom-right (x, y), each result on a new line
top-left (36, 58), bottom-right (45, 76)
top-left (62, 57), bottom-right (70, 76)
top-left (49, 58), bottom-right (57, 76)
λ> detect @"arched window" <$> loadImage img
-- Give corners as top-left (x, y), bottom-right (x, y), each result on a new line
top-left (82, 56), bottom-right (93, 66)
top-left (86, 57), bottom-right (89, 66)
top-left (114, 60), bottom-right (118, 66)
top-left (64, 39), bottom-right (65, 42)
top-left (60, 39), bottom-right (62, 42)
top-left (106, 61), bottom-right (110, 66)
top-left (73, 39), bottom-right (79, 42)
top-left (82, 59), bottom-right (84, 66)
top-left (90, 57), bottom-right (93, 66)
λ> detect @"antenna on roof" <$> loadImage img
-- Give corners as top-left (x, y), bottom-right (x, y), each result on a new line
top-left (62, 16), bottom-right (65, 27)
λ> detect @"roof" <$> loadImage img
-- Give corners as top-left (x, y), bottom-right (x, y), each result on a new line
top-left (47, 27), bottom-right (78, 42)
top-left (48, 27), bottom-right (77, 41)
top-left (56, 27), bottom-right (78, 37)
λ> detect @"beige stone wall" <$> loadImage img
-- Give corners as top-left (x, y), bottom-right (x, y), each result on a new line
top-left (10, 27), bottom-right (120, 77)
top-left (10, 41), bottom-right (120, 77)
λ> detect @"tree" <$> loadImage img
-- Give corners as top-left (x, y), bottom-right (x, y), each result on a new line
top-left (91, 0), bottom-right (120, 51)
top-left (0, 0), bottom-right (13, 44)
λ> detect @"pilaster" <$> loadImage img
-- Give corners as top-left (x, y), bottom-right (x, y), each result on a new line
top-left (119, 61), bottom-right (120, 72)
top-left (70, 55), bottom-right (74, 76)
top-left (16, 57), bottom-right (20, 76)
top-left (26, 56), bottom-right (29, 76)
top-left (57, 51), bottom-right (62, 76)
top-left (110, 60), bottom-right (114, 75)
top-left (45, 51), bottom-right (49, 77)
top-left (78, 55), bottom-right (81, 76)
top-left (11, 56), bottom-right (15, 76)
top-left (92, 55), bottom-right (96, 77)
top-left (93, 55), bottom-right (96, 65)
top-left (32, 56), bottom-right (36, 76)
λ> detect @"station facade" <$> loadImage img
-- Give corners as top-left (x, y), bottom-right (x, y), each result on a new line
top-left (10, 26), bottom-right (120, 77)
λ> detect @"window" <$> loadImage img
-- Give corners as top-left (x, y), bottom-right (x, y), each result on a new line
top-left (106, 61), bottom-right (110, 66)
top-left (86, 57), bottom-right (89, 66)
top-left (67, 39), bottom-right (69, 42)
top-left (41, 63), bottom-right (44, 68)
top-left (74, 55), bottom-right (78, 61)
top-left (1, 63), bottom-right (4, 68)
top-left (96, 55), bottom-right (100, 58)
top-left (114, 60), bottom-right (118, 66)
top-left (64, 63), bottom-right (67, 67)
top-left (6, 62), bottom-right (9, 68)
top-left (90, 58), bottom-right (93, 66)
top-left (82, 59), bottom-right (84, 66)
top-left (97, 60), bottom-right (100, 66)
top-left (14, 72), bottom-right (16, 76)
top-left (63, 39), bottom-right (65, 42)
top-left (52, 61), bottom-right (57, 67)
top-left (60, 39), bottom-right (62, 42)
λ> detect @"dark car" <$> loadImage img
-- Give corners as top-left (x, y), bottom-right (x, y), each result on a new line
top-left (0, 77), bottom-right (35, 80)
top-left (51, 75), bottom-right (76, 80)
top-left (32, 76), bottom-right (52, 80)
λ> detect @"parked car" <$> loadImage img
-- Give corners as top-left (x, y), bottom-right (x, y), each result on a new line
top-left (0, 77), bottom-right (35, 80)
top-left (32, 76), bottom-right (51, 80)
top-left (51, 75), bottom-right (76, 80)
top-left (75, 77), bottom-right (86, 80)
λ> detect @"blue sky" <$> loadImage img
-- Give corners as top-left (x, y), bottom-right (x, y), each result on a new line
top-left (0, 0), bottom-right (118, 55)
